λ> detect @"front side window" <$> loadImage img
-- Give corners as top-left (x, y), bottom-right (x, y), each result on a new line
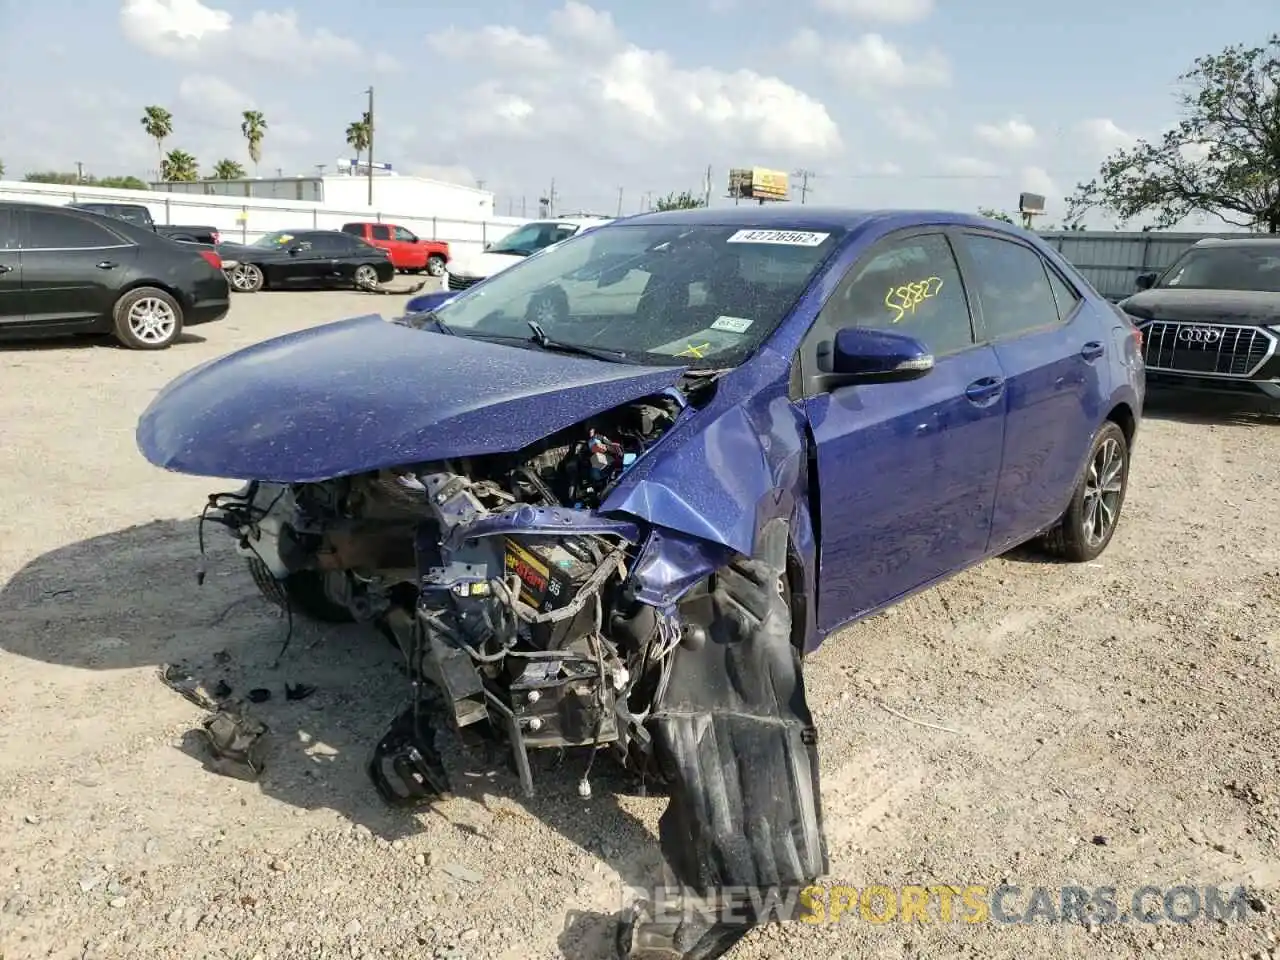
top-left (24, 210), bottom-right (126, 250)
top-left (393, 226), bottom-right (417, 242)
top-left (488, 222), bottom-right (580, 257)
top-left (418, 223), bottom-right (845, 367)
top-left (252, 231), bottom-right (296, 248)
top-left (820, 233), bottom-right (974, 356)
top-left (960, 233), bottom-right (1063, 339)
top-left (1157, 246), bottom-right (1280, 293)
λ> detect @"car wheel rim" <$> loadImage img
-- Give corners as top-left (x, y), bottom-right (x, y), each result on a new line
top-left (427, 259), bottom-right (445, 277)
top-left (231, 264), bottom-right (260, 290)
top-left (356, 266), bottom-right (378, 287)
top-left (534, 299), bottom-right (558, 324)
top-left (1081, 437), bottom-right (1124, 546)
top-left (127, 297), bottom-right (177, 344)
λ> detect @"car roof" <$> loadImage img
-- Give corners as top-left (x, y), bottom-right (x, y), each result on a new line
top-left (1192, 236), bottom-right (1280, 248)
top-left (610, 205), bottom-right (1023, 234)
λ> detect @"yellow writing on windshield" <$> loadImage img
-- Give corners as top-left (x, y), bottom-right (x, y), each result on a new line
top-left (885, 277), bottom-right (944, 323)
top-left (677, 342), bottom-right (711, 358)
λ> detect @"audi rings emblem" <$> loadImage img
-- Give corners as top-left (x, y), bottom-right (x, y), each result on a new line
top-left (1178, 326), bottom-right (1223, 344)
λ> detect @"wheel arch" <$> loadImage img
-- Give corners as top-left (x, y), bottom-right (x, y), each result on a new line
top-left (118, 278), bottom-right (190, 311)
top-left (1106, 400), bottom-right (1137, 448)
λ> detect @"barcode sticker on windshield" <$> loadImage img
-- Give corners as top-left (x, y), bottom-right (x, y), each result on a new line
top-left (711, 315), bottom-right (753, 333)
top-left (726, 229), bottom-right (830, 246)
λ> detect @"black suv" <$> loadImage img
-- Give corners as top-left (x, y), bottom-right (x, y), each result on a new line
top-left (0, 202), bottom-right (230, 350)
top-left (1119, 237), bottom-right (1280, 408)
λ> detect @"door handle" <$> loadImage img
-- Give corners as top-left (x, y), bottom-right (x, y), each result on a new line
top-left (0, 264), bottom-right (12, 274)
top-left (96, 261), bottom-right (118, 270)
top-left (1081, 341), bottom-right (1105, 361)
top-left (964, 376), bottom-right (1005, 407)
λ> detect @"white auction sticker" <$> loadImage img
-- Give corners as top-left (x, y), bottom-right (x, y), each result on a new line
top-left (726, 229), bottom-right (830, 246)
top-left (710, 315), bottom-right (753, 333)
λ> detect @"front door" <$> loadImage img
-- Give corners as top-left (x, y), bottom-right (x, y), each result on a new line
top-left (19, 207), bottom-right (133, 327)
top-left (801, 230), bottom-right (1008, 629)
top-left (953, 230), bottom-right (1102, 549)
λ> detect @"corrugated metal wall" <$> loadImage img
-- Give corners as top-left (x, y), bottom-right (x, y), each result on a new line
top-left (1039, 230), bottom-right (1242, 301)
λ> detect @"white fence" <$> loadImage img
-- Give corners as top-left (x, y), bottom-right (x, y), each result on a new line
top-left (0, 180), bottom-right (531, 259)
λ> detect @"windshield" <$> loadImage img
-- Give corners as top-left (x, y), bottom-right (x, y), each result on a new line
top-left (488, 221), bottom-right (581, 257)
top-left (420, 222), bottom-right (844, 367)
top-left (251, 231), bottom-right (297, 249)
top-left (1157, 246), bottom-right (1280, 293)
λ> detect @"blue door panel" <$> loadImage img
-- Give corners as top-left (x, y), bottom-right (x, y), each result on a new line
top-left (808, 344), bottom-right (1006, 630)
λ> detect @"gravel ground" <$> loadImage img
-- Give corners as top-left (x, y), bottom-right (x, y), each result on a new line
top-left (1, 291), bottom-right (1278, 960)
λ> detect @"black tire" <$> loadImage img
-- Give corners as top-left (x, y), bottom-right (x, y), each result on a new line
top-left (425, 255), bottom-right (447, 277)
top-left (1042, 421), bottom-right (1129, 562)
top-left (227, 262), bottom-right (264, 293)
top-left (246, 559), bottom-right (354, 623)
top-left (112, 287), bottom-right (184, 350)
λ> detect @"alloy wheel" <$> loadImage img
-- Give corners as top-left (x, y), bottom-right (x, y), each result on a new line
top-left (229, 263), bottom-right (262, 291)
top-left (1081, 437), bottom-right (1124, 546)
top-left (127, 296), bottom-right (178, 345)
top-left (355, 265), bottom-right (379, 289)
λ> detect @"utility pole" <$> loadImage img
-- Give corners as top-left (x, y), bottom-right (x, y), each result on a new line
top-left (641, 190), bottom-right (652, 212)
top-left (616, 186), bottom-right (624, 217)
top-left (315, 164), bottom-right (326, 176)
top-left (365, 86), bottom-right (375, 206)
top-left (476, 179), bottom-right (486, 190)
top-left (703, 164), bottom-right (713, 207)
top-left (75, 161), bottom-right (84, 183)
top-left (794, 169), bottom-right (816, 204)
top-left (521, 196), bottom-right (527, 217)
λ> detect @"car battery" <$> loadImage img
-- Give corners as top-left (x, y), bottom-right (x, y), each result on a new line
top-left (502, 537), bottom-right (598, 649)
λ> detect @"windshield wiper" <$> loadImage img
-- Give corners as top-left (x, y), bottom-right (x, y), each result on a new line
top-left (403, 310), bottom-right (454, 335)
top-left (521, 320), bottom-right (630, 362)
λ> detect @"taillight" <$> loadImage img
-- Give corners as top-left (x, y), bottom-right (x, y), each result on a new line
top-left (199, 249), bottom-right (222, 271)
top-left (1131, 325), bottom-right (1143, 351)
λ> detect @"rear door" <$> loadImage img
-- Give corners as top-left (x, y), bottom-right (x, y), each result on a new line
top-left (20, 207), bottom-right (134, 326)
top-left (0, 206), bottom-right (24, 324)
top-left (953, 229), bottom-right (1103, 550)
top-left (801, 229), bottom-right (1007, 628)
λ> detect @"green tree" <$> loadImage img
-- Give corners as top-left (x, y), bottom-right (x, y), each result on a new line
top-left (211, 158), bottom-right (246, 179)
top-left (0, 158), bottom-right (5, 178)
top-left (241, 110), bottom-right (267, 172)
top-left (140, 105), bottom-right (173, 165)
top-left (160, 149), bottom-right (199, 182)
top-left (654, 190), bottom-right (706, 211)
top-left (345, 113), bottom-right (371, 171)
top-left (24, 171), bottom-right (147, 188)
top-left (1067, 35), bottom-right (1280, 231)
top-left (978, 207), bottom-right (1016, 224)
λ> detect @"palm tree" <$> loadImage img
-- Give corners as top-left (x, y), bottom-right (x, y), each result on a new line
top-left (345, 112), bottom-right (371, 173)
top-left (160, 149), bottom-right (199, 182)
top-left (240, 110), bottom-right (267, 173)
top-left (141, 106), bottom-right (174, 169)
top-left (211, 159), bottom-right (246, 180)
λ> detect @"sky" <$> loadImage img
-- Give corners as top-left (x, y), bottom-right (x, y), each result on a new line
top-left (0, 0), bottom-right (1275, 226)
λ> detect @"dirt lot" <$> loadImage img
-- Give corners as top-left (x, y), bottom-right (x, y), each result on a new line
top-left (1, 291), bottom-right (1278, 960)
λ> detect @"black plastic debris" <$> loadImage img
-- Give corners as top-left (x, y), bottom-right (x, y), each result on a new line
top-left (247, 688), bottom-right (272, 703)
top-left (285, 683), bottom-right (317, 702)
top-left (158, 664), bottom-right (221, 711)
top-left (368, 707), bottom-right (450, 806)
top-left (199, 709), bottom-right (268, 781)
top-left (213, 680), bottom-right (233, 699)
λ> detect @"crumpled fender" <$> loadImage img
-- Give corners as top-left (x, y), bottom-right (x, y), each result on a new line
top-left (601, 347), bottom-right (806, 560)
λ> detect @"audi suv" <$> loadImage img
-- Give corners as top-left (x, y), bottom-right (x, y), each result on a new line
top-left (1120, 236), bottom-right (1280, 408)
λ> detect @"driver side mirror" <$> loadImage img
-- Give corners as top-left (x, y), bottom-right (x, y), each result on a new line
top-left (1135, 272), bottom-right (1156, 290)
top-left (483, 242), bottom-right (492, 251)
top-left (817, 327), bottom-right (934, 387)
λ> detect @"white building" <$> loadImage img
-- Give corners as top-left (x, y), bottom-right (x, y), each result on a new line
top-left (148, 174), bottom-right (495, 221)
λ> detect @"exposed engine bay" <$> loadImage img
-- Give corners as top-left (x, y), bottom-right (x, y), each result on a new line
top-left (204, 392), bottom-right (687, 799)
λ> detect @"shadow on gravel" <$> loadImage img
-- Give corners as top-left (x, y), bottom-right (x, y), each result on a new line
top-left (0, 518), bottom-right (660, 954)
top-left (1142, 389), bottom-right (1279, 426)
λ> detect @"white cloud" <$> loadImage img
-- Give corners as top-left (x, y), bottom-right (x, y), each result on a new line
top-left (120, 0), bottom-right (388, 70)
top-left (788, 29), bottom-right (950, 90)
top-left (427, 25), bottom-right (560, 71)
top-left (814, 0), bottom-right (934, 23)
top-left (974, 117), bottom-right (1037, 150)
top-left (406, 163), bottom-right (481, 188)
top-left (1077, 118), bottom-right (1136, 155)
top-left (941, 156), bottom-right (1003, 177)
top-left (880, 105), bottom-right (939, 142)
top-left (1019, 165), bottom-right (1059, 202)
top-left (177, 74), bottom-right (252, 119)
top-left (548, 1), bottom-right (621, 50)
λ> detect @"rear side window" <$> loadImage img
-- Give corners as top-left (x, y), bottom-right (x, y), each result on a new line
top-left (960, 233), bottom-right (1062, 340)
top-left (340, 224), bottom-right (363, 236)
top-left (371, 224), bottom-right (392, 241)
top-left (0, 207), bottom-right (14, 249)
top-left (1046, 265), bottom-right (1082, 320)
top-left (821, 233), bottom-right (975, 357)
top-left (25, 210), bottom-right (126, 249)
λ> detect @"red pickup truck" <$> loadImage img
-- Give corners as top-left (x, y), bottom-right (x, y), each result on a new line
top-left (340, 222), bottom-right (450, 276)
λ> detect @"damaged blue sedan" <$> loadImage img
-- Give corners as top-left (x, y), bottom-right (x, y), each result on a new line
top-left (136, 206), bottom-right (1144, 959)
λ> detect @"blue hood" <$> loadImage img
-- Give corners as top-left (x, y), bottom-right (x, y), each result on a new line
top-left (136, 314), bottom-right (685, 482)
